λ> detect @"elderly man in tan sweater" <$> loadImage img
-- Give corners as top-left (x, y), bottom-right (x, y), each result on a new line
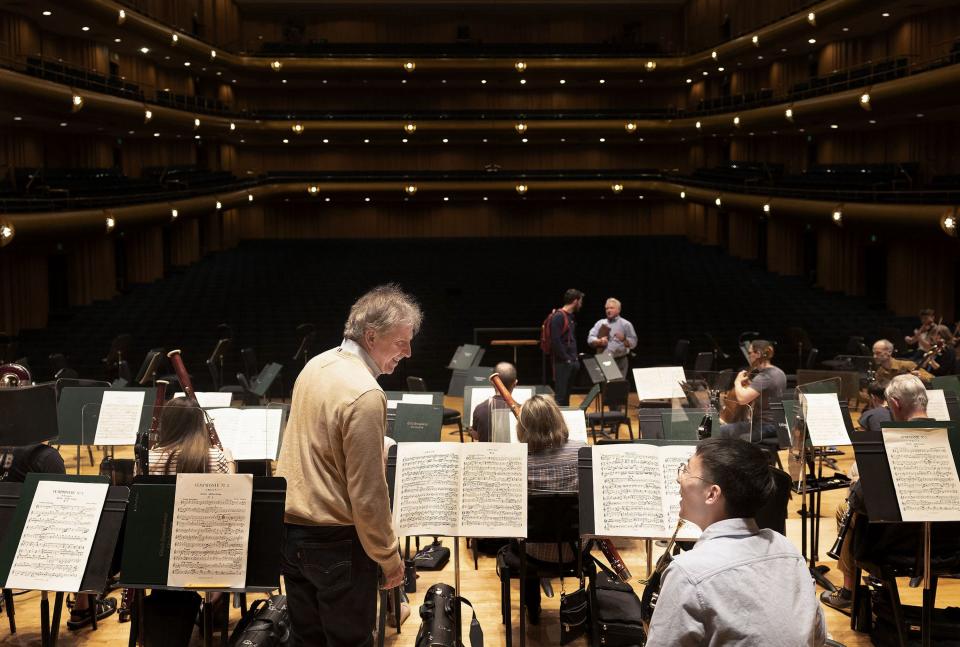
top-left (277, 284), bottom-right (422, 647)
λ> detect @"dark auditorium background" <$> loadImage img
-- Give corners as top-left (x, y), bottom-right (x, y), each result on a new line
top-left (1, 0), bottom-right (959, 393)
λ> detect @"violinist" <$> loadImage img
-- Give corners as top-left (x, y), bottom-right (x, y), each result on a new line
top-left (919, 325), bottom-right (956, 377)
top-left (904, 308), bottom-right (936, 360)
top-left (872, 339), bottom-right (933, 384)
top-left (717, 340), bottom-right (786, 443)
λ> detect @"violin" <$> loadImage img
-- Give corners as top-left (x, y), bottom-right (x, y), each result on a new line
top-left (719, 367), bottom-right (760, 424)
top-left (918, 342), bottom-right (945, 373)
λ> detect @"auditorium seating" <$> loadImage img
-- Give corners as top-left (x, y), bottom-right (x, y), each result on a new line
top-left (257, 41), bottom-right (664, 57)
top-left (26, 56), bottom-right (145, 102)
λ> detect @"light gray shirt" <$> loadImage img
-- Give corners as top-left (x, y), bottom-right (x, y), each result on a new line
top-left (587, 316), bottom-right (638, 358)
top-left (646, 517), bottom-right (825, 647)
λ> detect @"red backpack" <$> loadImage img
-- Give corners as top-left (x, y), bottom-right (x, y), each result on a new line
top-left (539, 309), bottom-right (569, 355)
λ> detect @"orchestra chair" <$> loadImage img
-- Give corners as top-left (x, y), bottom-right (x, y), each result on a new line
top-left (586, 380), bottom-right (633, 442)
top-left (673, 339), bottom-right (691, 369)
top-left (406, 376), bottom-right (464, 442)
top-left (240, 347), bottom-right (259, 383)
top-left (206, 358), bottom-right (247, 403)
top-left (692, 351), bottom-right (714, 372)
top-left (496, 492), bottom-right (584, 647)
top-left (848, 519), bottom-right (960, 645)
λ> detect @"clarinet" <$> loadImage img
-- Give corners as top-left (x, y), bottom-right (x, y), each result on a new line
top-left (640, 519), bottom-right (685, 631)
top-left (488, 373), bottom-right (632, 582)
top-left (827, 498), bottom-right (855, 561)
top-left (167, 350), bottom-right (224, 450)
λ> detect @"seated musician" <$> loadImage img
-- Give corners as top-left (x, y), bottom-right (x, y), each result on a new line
top-left (821, 374), bottom-right (930, 611)
top-left (857, 381), bottom-right (892, 432)
top-left (872, 339), bottom-right (932, 384)
top-left (148, 397), bottom-right (235, 475)
top-left (512, 394), bottom-right (586, 624)
top-left (923, 324), bottom-right (956, 377)
top-left (904, 308), bottom-right (936, 360)
top-left (0, 443), bottom-right (118, 629)
top-left (470, 361), bottom-right (518, 442)
top-left (646, 438), bottom-right (825, 646)
top-left (717, 340), bottom-right (786, 443)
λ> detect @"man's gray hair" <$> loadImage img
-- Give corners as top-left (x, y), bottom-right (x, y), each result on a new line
top-left (343, 284), bottom-right (423, 342)
top-left (885, 374), bottom-right (928, 413)
top-left (494, 362), bottom-right (518, 389)
top-left (874, 339), bottom-right (894, 352)
top-left (605, 298), bottom-right (621, 309)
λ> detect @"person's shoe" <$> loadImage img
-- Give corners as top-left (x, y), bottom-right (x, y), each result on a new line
top-left (820, 587), bottom-right (852, 613)
top-left (67, 597), bottom-right (117, 630)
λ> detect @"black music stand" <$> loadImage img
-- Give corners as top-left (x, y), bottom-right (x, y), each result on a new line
top-left (292, 324), bottom-right (317, 369)
top-left (206, 338), bottom-right (232, 392)
top-left (120, 475), bottom-right (286, 647)
top-left (0, 475), bottom-right (129, 647)
top-left (135, 351), bottom-right (164, 387)
top-left (851, 421), bottom-right (960, 647)
top-left (0, 383), bottom-right (58, 445)
top-left (447, 346), bottom-right (488, 398)
top-left (583, 352), bottom-right (623, 440)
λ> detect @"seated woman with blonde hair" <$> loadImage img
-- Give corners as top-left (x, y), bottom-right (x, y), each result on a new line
top-left (513, 394), bottom-right (586, 624)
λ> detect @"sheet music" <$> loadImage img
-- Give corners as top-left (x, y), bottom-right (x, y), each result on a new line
top-left (401, 393), bottom-right (434, 405)
top-left (167, 473), bottom-right (253, 589)
top-left (632, 367), bottom-right (686, 401)
top-left (562, 409), bottom-right (588, 443)
top-left (93, 390), bottom-right (145, 445)
top-left (206, 408), bottom-right (283, 460)
top-left (387, 399), bottom-right (399, 410)
top-left (926, 389), bottom-right (952, 421)
top-left (592, 444), bottom-right (699, 539)
top-left (393, 443), bottom-right (527, 537)
top-left (801, 392), bottom-right (851, 446)
top-left (459, 443), bottom-right (527, 537)
top-left (174, 391), bottom-right (233, 408)
top-left (882, 427), bottom-right (960, 522)
top-left (6, 480), bottom-right (109, 592)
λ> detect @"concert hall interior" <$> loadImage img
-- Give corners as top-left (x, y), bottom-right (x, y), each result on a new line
top-left (2, 0), bottom-right (960, 645)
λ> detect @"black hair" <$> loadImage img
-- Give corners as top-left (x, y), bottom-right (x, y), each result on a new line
top-left (696, 438), bottom-right (775, 518)
top-left (867, 381), bottom-right (887, 401)
top-left (750, 339), bottom-right (775, 360)
top-left (563, 288), bottom-right (584, 305)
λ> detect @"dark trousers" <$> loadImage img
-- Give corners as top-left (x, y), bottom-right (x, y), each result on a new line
top-left (281, 524), bottom-right (379, 647)
top-left (554, 360), bottom-right (578, 406)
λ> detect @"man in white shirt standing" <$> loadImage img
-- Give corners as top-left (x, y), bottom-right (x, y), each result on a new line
top-left (646, 438), bottom-right (825, 647)
top-left (587, 297), bottom-right (638, 376)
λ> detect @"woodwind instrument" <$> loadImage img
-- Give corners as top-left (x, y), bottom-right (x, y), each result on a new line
top-left (167, 349), bottom-right (223, 450)
top-left (489, 372), bottom-right (632, 581)
top-left (640, 519), bottom-right (685, 631)
top-left (136, 379), bottom-right (168, 476)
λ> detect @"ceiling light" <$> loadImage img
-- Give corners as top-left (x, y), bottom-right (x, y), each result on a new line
top-left (194, 118), bottom-right (200, 128)
top-left (0, 224), bottom-right (14, 245)
top-left (645, 61), bottom-right (657, 71)
top-left (881, 12), bottom-right (890, 17)
top-left (808, 38), bottom-right (817, 44)
top-left (363, 138), bottom-right (370, 144)
top-left (832, 207), bottom-right (843, 224)
top-left (520, 79), bottom-right (527, 85)
top-left (170, 208), bottom-right (179, 221)
top-left (599, 137), bottom-right (606, 143)
top-left (516, 184), bottom-right (528, 194)
top-left (71, 94), bottom-right (83, 111)
top-left (807, 11), bottom-right (816, 25)
top-left (859, 93), bottom-right (871, 109)
top-left (118, 9), bottom-right (127, 24)
top-left (696, 121), bottom-right (702, 129)
top-left (13, 116), bottom-right (22, 121)
top-left (680, 190), bottom-right (686, 199)
top-left (481, 79), bottom-right (487, 84)
top-left (733, 116), bottom-right (741, 126)
top-left (215, 201), bottom-right (222, 210)
top-left (830, 123), bottom-right (839, 129)
top-left (322, 138), bottom-right (329, 144)
top-left (718, 66), bottom-right (725, 72)
top-left (515, 61), bottom-right (527, 72)
top-left (81, 26), bottom-right (90, 32)
top-left (59, 122), bottom-right (67, 127)
top-left (229, 122), bottom-right (236, 131)
top-left (785, 107), bottom-right (794, 121)
top-left (560, 79), bottom-right (566, 85)
top-left (405, 185), bottom-right (417, 195)
top-left (711, 51), bottom-right (718, 60)
top-left (404, 123), bottom-right (417, 134)
top-left (521, 137), bottom-right (528, 143)
top-left (403, 61), bottom-right (415, 73)
top-left (714, 196), bottom-right (723, 207)
top-left (282, 138), bottom-right (289, 144)
top-left (114, 38), bottom-right (122, 43)
top-left (515, 122), bottom-right (528, 134)
top-left (611, 183), bottom-right (624, 194)
top-left (140, 47), bottom-right (150, 55)
top-left (916, 113), bottom-right (925, 118)
top-left (842, 27), bottom-right (850, 32)
top-left (625, 122), bottom-right (637, 133)
top-left (599, 79), bottom-right (606, 84)
top-left (763, 203), bottom-right (771, 213)
top-left (171, 33), bottom-right (179, 44)
top-left (153, 132), bottom-right (159, 137)
top-left (702, 71), bottom-right (709, 76)
top-left (248, 194), bottom-right (253, 202)
top-left (270, 60), bottom-right (282, 72)
top-left (402, 138), bottom-right (408, 143)
top-left (757, 55), bottom-right (764, 60)
top-left (442, 138), bottom-right (449, 143)
top-left (292, 122), bottom-right (304, 134)
top-left (183, 61), bottom-right (191, 67)
top-left (42, 10), bottom-right (51, 16)
top-left (942, 213), bottom-right (957, 236)
top-left (686, 78), bottom-right (693, 83)
top-left (752, 35), bottom-right (760, 46)
top-left (364, 197), bottom-right (371, 203)
top-left (210, 50), bottom-right (216, 59)
top-left (869, 119), bottom-right (877, 124)
top-left (443, 196), bottom-right (450, 202)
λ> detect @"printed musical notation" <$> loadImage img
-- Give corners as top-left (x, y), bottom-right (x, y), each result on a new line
top-left (592, 444), bottom-right (700, 540)
top-left (883, 427), bottom-right (960, 522)
top-left (205, 408), bottom-right (283, 460)
top-left (801, 393), bottom-right (851, 447)
top-left (6, 480), bottom-right (109, 592)
top-left (393, 443), bottom-right (527, 538)
top-left (93, 390), bottom-right (145, 445)
top-left (167, 473), bottom-right (253, 589)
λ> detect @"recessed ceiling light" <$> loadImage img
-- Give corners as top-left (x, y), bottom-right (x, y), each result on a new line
top-left (402, 138), bottom-right (408, 143)
top-left (322, 138), bottom-right (329, 144)
top-left (560, 79), bottom-right (566, 84)
top-left (718, 66), bottom-right (725, 72)
top-left (881, 12), bottom-right (890, 17)
top-left (443, 197), bottom-right (449, 202)
top-left (686, 78), bottom-right (692, 83)
top-left (441, 79), bottom-right (447, 84)
top-left (599, 137), bottom-right (606, 143)
top-left (401, 79), bottom-right (407, 84)
top-left (830, 123), bottom-right (839, 129)
top-left (808, 38), bottom-right (817, 44)
top-left (114, 38), bottom-right (121, 43)
top-left (59, 122), bottom-right (67, 127)
top-left (483, 197), bottom-right (488, 201)
top-left (842, 27), bottom-right (850, 32)
top-left (757, 55), bottom-right (764, 60)
top-left (916, 113), bottom-right (925, 118)
top-left (869, 119), bottom-right (877, 124)
top-left (13, 116), bottom-right (22, 121)
top-left (521, 137), bottom-right (528, 143)
top-left (702, 71), bottom-right (709, 76)
top-left (781, 48), bottom-right (788, 53)
top-left (153, 132), bottom-right (160, 137)
top-left (481, 79), bottom-right (487, 84)
top-left (520, 79), bottom-right (527, 85)
top-left (322, 80), bottom-right (327, 84)
top-left (81, 26), bottom-right (90, 31)
top-left (282, 138), bottom-right (289, 144)
top-left (139, 46), bottom-right (150, 55)
top-left (282, 79), bottom-right (287, 83)
top-left (128, 130), bottom-right (134, 135)
top-left (363, 138), bottom-right (370, 143)
top-left (183, 61), bottom-right (191, 67)
top-left (442, 138), bottom-right (449, 143)
top-left (41, 10), bottom-right (51, 16)
top-left (560, 138), bottom-right (566, 142)
top-left (482, 138), bottom-right (488, 143)
top-left (364, 197), bottom-right (371, 202)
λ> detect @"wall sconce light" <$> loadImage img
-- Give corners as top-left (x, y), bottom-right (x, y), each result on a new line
top-left (611, 183), bottom-right (624, 194)
top-left (515, 121), bottom-right (528, 134)
top-left (405, 184), bottom-right (418, 196)
top-left (516, 184), bottom-right (528, 194)
top-left (292, 122), bottom-right (304, 134)
top-left (404, 122), bottom-right (417, 134)
top-left (625, 122), bottom-right (637, 132)
top-left (515, 61), bottom-right (527, 72)
top-left (71, 94), bottom-right (84, 112)
top-left (270, 60), bottom-right (282, 72)
top-left (105, 216), bottom-right (116, 233)
top-left (404, 61), bottom-right (416, 72)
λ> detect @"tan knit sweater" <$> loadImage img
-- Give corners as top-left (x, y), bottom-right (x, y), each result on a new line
top-left (277, 346), bottom-right (401, 574)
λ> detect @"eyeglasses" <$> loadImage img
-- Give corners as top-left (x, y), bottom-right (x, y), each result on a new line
top-left (677, 461), bottom-right (714, 484)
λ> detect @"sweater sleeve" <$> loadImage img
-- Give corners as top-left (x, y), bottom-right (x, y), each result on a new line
top-left (341, 389), bottom-right (402, 574)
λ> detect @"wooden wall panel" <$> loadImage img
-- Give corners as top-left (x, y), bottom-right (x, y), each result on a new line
top-left (816, 226), bottom-right (864, 296)
top-left (222, 208), bottom-right (240, 248)
top-left (123, 227), bottom-right (164, 284)
top-left (68, 237), bottom-right (116, 306)
top-left (121, 139), bottom-right (196, 178)
top-left (122, 1), bottom-right (202, 38)
top-left (170, 218), bottom-right (200, 266)
top-left (887, 238), bottom-right (957, 321)
top-left (0, 12), bottom-right (41, 58)
top-left (683, 0), bottom-right (810, 52)
top-left (0, 248), bottom-right (48, 334)
top-left (727, 210), bottom-right (758, 260)
top-left (766, 217), bottom-right (803, 276)
top-left (0, 129), bottom-right (44, 169)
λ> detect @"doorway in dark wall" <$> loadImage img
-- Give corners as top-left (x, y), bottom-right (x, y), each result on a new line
top-left (47, 252), bottom-right (69, 320)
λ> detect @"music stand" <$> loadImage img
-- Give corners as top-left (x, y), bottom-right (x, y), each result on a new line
top-left (0, 475), bottom-right (129, 647)
top-left (292, 324), bottom-right (316, 368)
top-left (120, 475), bottom-right (287, 647)
top-left (58, 387), bottom-right (155, 474)
top-left (0, 383), bottom-right (58, 446)
top-left (206, 338), bottom-right (232, 391)
top-left (583, 352), bottom-right (623, 440)
top-left (135, 351), bottom-right (164, 387)
top-left (446, 345), bottom-right (487, 397)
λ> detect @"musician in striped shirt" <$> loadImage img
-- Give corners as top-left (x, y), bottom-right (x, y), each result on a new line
top-left (148, 397), bottom-right (234, 475)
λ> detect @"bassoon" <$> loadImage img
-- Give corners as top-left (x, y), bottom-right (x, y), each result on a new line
top-left (488, 373), bottom-right (632, 582)
top-left (167, 349), bottom-right (223, 450)
top-left (135, 379), bottom-right (168, 475)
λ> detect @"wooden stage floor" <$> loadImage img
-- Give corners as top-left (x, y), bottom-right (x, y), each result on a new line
top-left (0, 393), bottom-right (949, 646)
